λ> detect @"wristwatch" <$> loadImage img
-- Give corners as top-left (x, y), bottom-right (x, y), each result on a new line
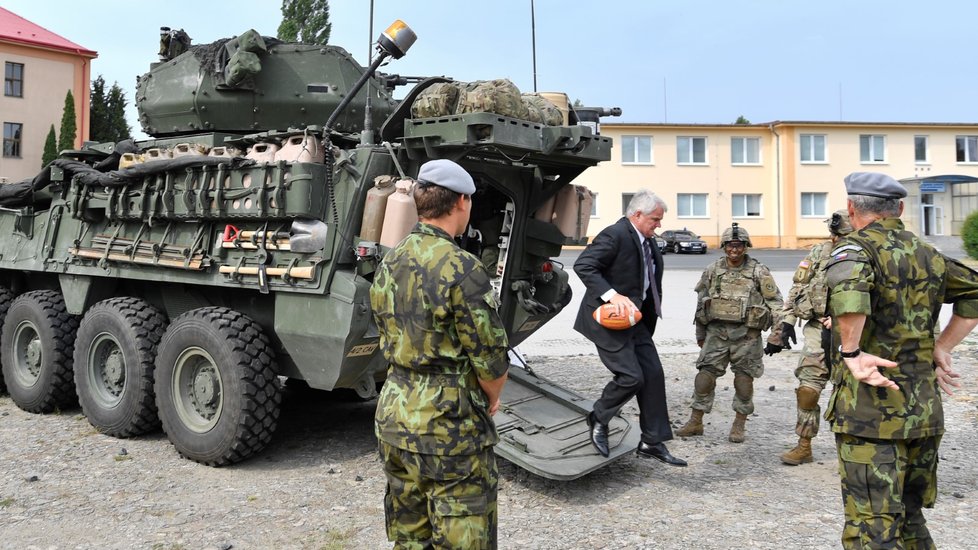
top-left (839, 346), bottom-right (861, 358)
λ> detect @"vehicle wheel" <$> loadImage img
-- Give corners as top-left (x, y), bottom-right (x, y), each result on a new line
top-left (154, 307), bottom-right (281, 466)
top-left (0, 290), bottom-right (79, 413)
top-left (673, 243), bottom-right (681, 254)
top-left (0, 286), bottom-right (14, 394)
top-left (700, 248), bottom-right (707, 254)
top-left (73, 297), bottom-right (167, 437)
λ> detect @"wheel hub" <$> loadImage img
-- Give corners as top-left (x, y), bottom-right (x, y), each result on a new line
top-left (192, 366), bottom-right (219, 410)
top-left (103, 349), bottom-right (125, 389)
top-left (25, 337), bottom-right (42, 374)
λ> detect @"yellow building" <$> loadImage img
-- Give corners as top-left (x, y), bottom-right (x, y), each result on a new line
top-left (1, 7), bottom-right (96, 182)
top-left (574, 121), bottom-right (978, 248)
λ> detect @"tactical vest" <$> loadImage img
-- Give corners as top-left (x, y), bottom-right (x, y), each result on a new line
top-left (698, 258), bottom-right (773, 330)
top-left (791, 242), bottom-right (832, 320)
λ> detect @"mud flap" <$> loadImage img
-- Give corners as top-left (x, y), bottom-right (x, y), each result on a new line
top-left (493, 365), bottom-right (641, 481)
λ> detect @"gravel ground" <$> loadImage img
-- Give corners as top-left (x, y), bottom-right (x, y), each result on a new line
top-left (2, 346), bottom-right (978, 550)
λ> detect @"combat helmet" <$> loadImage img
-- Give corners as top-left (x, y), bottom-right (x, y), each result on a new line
top-left (826, 209), bottom-right (854, 236)
top-left (720, 222), bottom-right (752, 248)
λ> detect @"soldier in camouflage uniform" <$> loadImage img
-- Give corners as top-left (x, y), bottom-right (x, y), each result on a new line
top-left (779, 210), bottom-right (853, 465)
top-left (675, 223), bottom-right (785, 443)
top-left (825, 172), bottom-right (978, 549)
top-left (370, 159), bottom-right (510, 550)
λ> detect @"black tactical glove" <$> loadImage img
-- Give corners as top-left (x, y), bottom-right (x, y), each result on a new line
top-left (764, 342), bottom-right (783, 356)
top-left (781, 322), bottom-right (797, 348)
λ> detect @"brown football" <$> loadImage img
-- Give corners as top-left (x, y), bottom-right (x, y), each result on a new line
top-left (592, 303), bottom-right (642, 330)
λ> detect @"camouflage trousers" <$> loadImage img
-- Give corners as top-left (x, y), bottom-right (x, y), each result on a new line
top-left (691, 326), bottom-right (763, 415)
top-left (835, 433), bottom-right (942, 550)
top-left (794, 320), bottom-right (829, 438)
top-left (379, 441), bottom-right (498, 550)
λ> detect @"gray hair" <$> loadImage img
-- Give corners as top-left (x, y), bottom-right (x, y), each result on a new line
top-left (848, 194), bottom-right (901, 218)
top-left (626, 189), bottom-right (668, 216)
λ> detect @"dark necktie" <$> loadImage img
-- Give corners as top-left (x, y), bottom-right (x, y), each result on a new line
top-left (643, 238), bottom-right (662, 318)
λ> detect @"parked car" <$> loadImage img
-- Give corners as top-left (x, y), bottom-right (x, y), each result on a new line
top-left (661, 229), bottom-right (707, 254)
top-left (655, 234), bottom-right (668, 253)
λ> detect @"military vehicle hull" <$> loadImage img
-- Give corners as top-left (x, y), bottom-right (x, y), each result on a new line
top-left (0, 26), bottom-right (631, 479)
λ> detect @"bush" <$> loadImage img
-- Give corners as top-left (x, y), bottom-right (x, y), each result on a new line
top-left (961, 210), bottom-right (978, 259)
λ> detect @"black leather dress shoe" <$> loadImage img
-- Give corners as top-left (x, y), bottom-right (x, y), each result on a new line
top-left (587, 412), bottom-right (610, 458)
top-left (637, 442), bottom-right (687, 467)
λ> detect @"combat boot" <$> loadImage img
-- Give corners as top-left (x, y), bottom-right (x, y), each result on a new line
top-left (675, 409), bottom-right (704, 437)
top-left (728, 412), bottom-right (748, 443)
top-left (780, 437), bottom-right (813, 465)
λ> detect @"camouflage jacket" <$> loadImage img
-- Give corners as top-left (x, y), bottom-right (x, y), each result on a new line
top-left (782, 241), bottom-right (833, 325)
top-left (369, 222), bottom-right (510, 455)
top-left (825, 217), bottom-right (978, 439)
top-left (694, 255), bottom-right (784, 344)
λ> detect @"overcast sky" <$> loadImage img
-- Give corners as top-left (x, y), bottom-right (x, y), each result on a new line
top-left (5, 0), bottom-right (977, 137)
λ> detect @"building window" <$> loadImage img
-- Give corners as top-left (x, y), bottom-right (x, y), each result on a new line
top-left (677, 193), bottom-right (708, 217)
top-left (915, 135), bottom-right (929, 164)
top-left (800, 134), bottom-right (826, 163)
top-left (590, 192), bottom-right (599, 217)
top-left (3, 122), bottom-right (22, 157)
top-left (859, 134), bottom-right (886, 163)
top-left (800, 192), bottom-right (827, 217)
top-left (956, 135), bottom-right (978, 163)
top-left (621, 193), bottom-right (634, 215)
top-left (731, 137), bottom-right (760, 165)
top-left (677, 137), bottom-right (707, 165)
top-left (4, 62), bottom-right (23, 97)
top-left (732, 194), bottom-right (762, 217)
top-left (621, 136), bottom-right (653, 164)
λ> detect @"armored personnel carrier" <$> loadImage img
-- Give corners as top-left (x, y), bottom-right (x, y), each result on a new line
top-left (0, 22), bottom-right (636, 479)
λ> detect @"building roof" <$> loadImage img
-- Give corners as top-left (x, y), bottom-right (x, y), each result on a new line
top-left (0, 7), bottom-right (97, 58)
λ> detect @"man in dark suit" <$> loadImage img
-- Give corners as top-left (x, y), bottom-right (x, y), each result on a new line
top-left (574, 189), bottom-right (686, 466)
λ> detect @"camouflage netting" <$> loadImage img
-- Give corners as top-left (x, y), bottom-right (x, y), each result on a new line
top-left (411, 79), bottom-right (563, 125)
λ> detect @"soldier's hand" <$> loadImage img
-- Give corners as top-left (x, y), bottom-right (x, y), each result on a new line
top-left (934, 347), bottom-right (962, 396)
top-left (843, 352), bottom-right (899, 391)
top-left (488, 397), bottom-right (501, 416)
top-left (697, 339), bottom-right (705, 349)
top-left (781, 322), bottom-right (797, 347)
top-left (763, 342), bottom-right (783, 356)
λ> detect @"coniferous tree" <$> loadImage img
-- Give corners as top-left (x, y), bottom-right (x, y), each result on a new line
top-left (41, 125), bottom-right (58, 167)
top-left (89, 76), bottom-right (108, 142)
top-left (105, 82), bottom-right (132, 142)
top-left (278, 0), bottom-right (331, 45)
top-left (58, 90), bottom-right (77, 152)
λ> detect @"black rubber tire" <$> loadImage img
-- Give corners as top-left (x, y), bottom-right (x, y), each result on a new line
top-left (700, 248), bottom-right (707, 254)
top-left (73, 297), bottom-right (167, 437)
top-left (154, 307), bottom-right (281, 466)
top-left (0, 290), bottom-right (79, 413)
top-left (673, 243), bottom-right (681, 254)
top-left (0, 286), bottom-right (15, 395)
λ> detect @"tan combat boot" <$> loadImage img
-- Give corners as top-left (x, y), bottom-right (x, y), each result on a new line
top-left (728, 412), bottom-right (748, 443)
top-left (780, 437), bottom-right (813, 465)
top-left (675, 409), bottom-right (704, 437)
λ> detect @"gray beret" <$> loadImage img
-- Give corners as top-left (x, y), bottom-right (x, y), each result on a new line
top-left (844, 172), bottom-right (907, 199)
top-left (417, 159), bottom-right (475, 195)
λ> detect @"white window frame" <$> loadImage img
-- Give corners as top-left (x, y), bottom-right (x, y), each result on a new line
top-left (800, 134), bottom-right (827, 164)
top-left (590, 192), bottom-right (599, 218)
top-left (677, 136), bottom-right (708, 165)
top-left (621, 135), bottom-right (653, 165)
top-left (731, 137), bottom-right (761, 165)
top-left (859, 134), bottom-right (887, 164)
top-left (677, 193), bottom-right (709, 218)
top-left (800, 192), bottom-right (828, 218)
top-left (914, 135), bottom-right (929, 164)
top-left (732, 193), bottom-right (762, 218)
top-left (956, 135), bottom-right (978, 163)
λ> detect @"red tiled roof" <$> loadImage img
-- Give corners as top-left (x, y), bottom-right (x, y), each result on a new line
top-left (0, 7), bottom-right (97, 58)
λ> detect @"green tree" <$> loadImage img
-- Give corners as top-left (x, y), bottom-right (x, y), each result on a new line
top-left (58, 89), bottom-right (77, 152)
top-left (89, 76), bottom-right (108, 142)
top-left (41, 125), bottom-right (58, 167)
top-left (734, 115), bottom-right (751, 124)
top-left (89, 76), bottom-right (132, 143)
top-left (278, 0), bottom-right (331, 44)
top-left (961, 210), bottom-right (978, 259)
